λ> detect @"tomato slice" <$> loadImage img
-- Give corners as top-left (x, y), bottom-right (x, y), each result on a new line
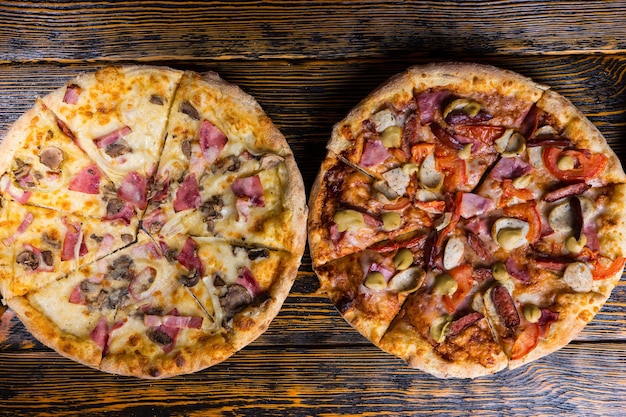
top-left (502, 201), bottom-right (542, 243)
top-left (454, 125), bottom-right (506, 144)
top-left (443, 263), bottom-right (474, 313)
top-left (435, 144), bottom-right (467, 192)
top-left (592, 256), bottom-right (626, 280)
top-left (499, 179), bottom-right (535, 207)
top-left (511, 323), bottom-right (540, 360)
top-left (410, 143), bottom-right (435, 164)
top-left (543, 147), bottom-right (608, 182)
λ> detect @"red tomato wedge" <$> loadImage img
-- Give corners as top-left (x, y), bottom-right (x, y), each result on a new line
top-left (502, 201), bottom-right (542, 243)
top-left (443, 263), bottom-right (474, 313)
top-left (511, 323), bottom-right (540, 360)
top-left (592, 256), bottom-right (626, 280)
top-left (543, 147), bottom-right (608, 182)
top-left (454, 125), bottom-right (506, 144)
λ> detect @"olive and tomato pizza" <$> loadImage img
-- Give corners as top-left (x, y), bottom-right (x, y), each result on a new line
top-left (308, 62), bottom-right (626, 378)
top-left (0, 66), bottom-right (307, 378)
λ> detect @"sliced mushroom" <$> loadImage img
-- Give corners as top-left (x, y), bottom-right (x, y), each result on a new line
top-left (104, 140), bottom-right (132, 158)
top-left (39, 147), bottom-right (64, 170)
top-left (370, 109), bottom-right (396, 132)
top-left (177, 269), bottom-right (200, 288)
top-left (443, 236), bottom-right (465, 270)
top-left (494, 129), bottom-right (526, 157)
top-left (387, 266), bottom-right (425, 294)
top-left (149, 94), bottom-right (164, 105)
top-left (491, 217), bottom-right (529, 251)
top-left (418, 152), bottom-right (444, 192)
top-left (220, 284), bottom-right (253, 319)
top-left (180, 100), bottom-right (200, 120)
top-left (16, 250), bottom-right (38, 270)
top-left (562, 262), bottom-right (593, 292)
top-left (248, 247), bottom-right (270, 260)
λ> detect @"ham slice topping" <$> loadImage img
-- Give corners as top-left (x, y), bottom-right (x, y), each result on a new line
top-left (199, 119), bottom-right (228, 163)
top-left (417, 90), bottom-right (451, 125)
top-left (68, 164), bottom-right (101, 195)
top-left (236, 266), bottom-right (262, 298)
top-left (176, 237), bottom-right (204, 276)
top-left (232, 175), bottom-right (265, 205)
top-left (458, 193), bottom-right (494, 219)
top-left (118, 171), bottom-right (148, 210)
top-left (144, 314), bottom-right (203, 329)
top-left (2, 212), bottom-right (34, 246)
top-left (96, 234), bottom-right (115, 257)
top-left (90, 317), bottom-right (109, 352)
top-left (173, 173), bottom-right (201, 212)
top-left (489, 157), bottom-right (533, 181)
top-left (63, 84), bottom-right (81, 104)
top-left (360, 139), bottom-right (389, 167)
top-left (61, 219), bottom-right (88, 261)
top-left (93, 126), bottom-right (132, 149)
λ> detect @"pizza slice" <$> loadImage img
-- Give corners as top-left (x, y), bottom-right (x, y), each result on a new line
top-left (378, 264), bottom-right (508, 379)
top-left (157, 235), bottom-right (300, 352)
top-left (314, 240), bottom-right (427, 344)
top-left (0, 98), bottom-right (136, 221)
top-left (0, 198), bottom-right (136, 300)
top-left (144, 71), bottom-right (306, 254)
top-left (41, 66), bottom-right (183, 203)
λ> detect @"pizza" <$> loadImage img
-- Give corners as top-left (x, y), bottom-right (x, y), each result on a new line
top-left (0, 66), bottom-right (307, 378)
top-left (308, 62), bottom-right (626, 378)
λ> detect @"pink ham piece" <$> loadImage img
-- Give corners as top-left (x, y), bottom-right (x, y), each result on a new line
top-left (236, 266), bottom-right (262, 298)
top-left (56, 119), bottom-right (77, 142)
top-left (118, 171), bottom-right (148, 210)
top-left (144, 314), bottom-right (203, 329)
top-left (232, 175), bottom-right (265, 206)
top-left (131, 242), bottom-right (162, 259)
top-left (22, 243), bottom-right (55, 272)
top-left (490, 157), bottom-right (533, 181)
top-left (104, 200), bottom-right (134, 225)
top-left (90, 317), bottom-right (109, 352)
top-left (1, 175), bottom-right (31, 204)
top-left (458, 193), bottom-right (494, 219)
top-left (68, 164), bottom-right (101, 195)
top-left (96, 234), bottom-right (115, 257)
top-left (173, 173), bottom-right (201, 212)
top-left (61, 219), bottom-right (88, 261)
top-left (63, 84), bottom-right (81, 105)
top-left (359, 139), bottom-right (389, 167)
top-left (199, 120), bottom-right (228, 163)
top-left (176, 237), bottom-right (204, 275)
top-left (129, 266), bottom-right (157, 301)
top-left (417, 90), bottom-right (451, 125)
top-left (142, 208), bottom-right (166, 234)
top-left (2, 212), bottom-right (34, 246)
top-left (505, 257), bottom-right (531, 283)
top-left (69, 283), bottom-right (86, 305)
top-left (93, 126), bottom-right (132, 149)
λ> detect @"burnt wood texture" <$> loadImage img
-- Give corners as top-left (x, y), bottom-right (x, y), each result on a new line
top-left (1, 1), bottom-right (626, 416)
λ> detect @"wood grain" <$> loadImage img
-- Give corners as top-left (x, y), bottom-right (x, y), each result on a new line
top-left (1, 1), bottom-right (626, 63)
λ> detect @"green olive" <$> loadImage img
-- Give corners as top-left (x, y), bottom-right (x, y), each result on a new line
top-left (333, 209), bottom-right (365, 233)
top-left (433, 274), bottom-right (458, 297)
top-left (430, 314), bottom-right (453, 343)
top-left (557, 155), bottom-right (576, 171)
top-left (364, 271), bottom-right (387, 291)
top-left (495, 131), bottom-right (526, 157)
top-left (380, 126), bottom-right (403, 148)
top-left (457, 143), bottom-right (472, 160)
top-left (393, 248), bottom-right (414, 270)
top-left (443, 98), bottom-right (482, 119)
top-left (523, 304), bottom-right (542, 323)
top-left (381, 212), bottom-right (402, 232)
top-left (491, 262), bottom-right (510, 284)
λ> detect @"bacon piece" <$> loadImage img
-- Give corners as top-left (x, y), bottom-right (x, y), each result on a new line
top-left (68, 164), bottom-right (101, 195)
top-left (176, 237), bottom-right (204, 275)
top-left (236, 266), bottom-right (263, 297)
top-left (489, 157), bottom-right (533, 181)
top-left (447, 311), bottom-right (484, 338)
top-left (416, 90), bottom-right (450, 125)
top-left (93, 126), bottom-right (132, 149)
top-left (526, 136), bottom-right (572, 148)
top-left (543, 183), bottom-right (590, 203)
top-left (530, 254), bottom-right (569, 273)
top-left (118, 171), bottom-right (148, 210)
top-left (63, 84), bottom-right (81, 104)
top-left (431, 123), bottom-right (464, 151)
top-left (359, 139), bottom-right (389, 167)
top-left (367, 262), bottom-right (395, 282)
top-left (369, 233), bottom-right (426, 253)
top-left (148, 176), bottom-right (169, 204)
top-left (199, 119), bottom-right (227, 163)
top-left (69, 284), bottom-right (86, 305)
top-left (173, 173), bottom-right (201, 212)
top-left (401, 112), bottom-right (421, 154)
top-left (538, 308), bottom-right (559, 337)
top-left (129, 266), bottom-right (157, 301)
top-left (518, 104), bottom-right (539, 139)
top-left (61, 219), bottom-right (88, 261)
top-left (56, 118), bottom-right (77, 142)
top-left (458, 193), bottom-right (494, 219)
top-left (2, 212), bottom-right (34, 246)
top-left (232, 175), bottom-right (265, 206)
top-left (505, 257), bottom-right (531, 283)
top-left (90, 317), bottom-right (109, 352)
top-left (491, 285), bottom-right (520, 329)
top-left (445, 111), bottom-right (493, 126)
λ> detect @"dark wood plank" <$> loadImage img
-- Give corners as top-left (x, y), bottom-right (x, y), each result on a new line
top-left (0, 343), bottom-right (624, 416)
top-left (2, 1), bottom-right (626, 63)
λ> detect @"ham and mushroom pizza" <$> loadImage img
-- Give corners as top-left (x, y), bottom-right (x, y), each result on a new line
top-left (308, 62), bottom-right (626, 378)
top-left (0, 66), bottom-right (307, 378)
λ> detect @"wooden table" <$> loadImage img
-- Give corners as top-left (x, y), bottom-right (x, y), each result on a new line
top-left (1, 1), bottom-right (626, 415)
